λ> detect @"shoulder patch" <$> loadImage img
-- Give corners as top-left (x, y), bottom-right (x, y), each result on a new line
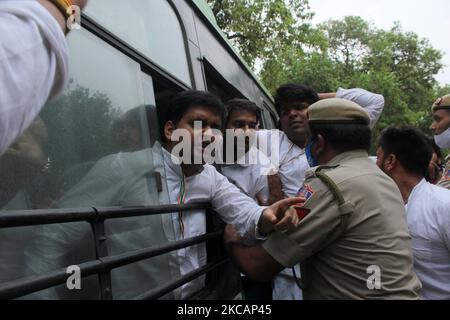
top-left (297, 183), bottom-right (315, 201)
top-left (295, 184), bottom-right (314, 221)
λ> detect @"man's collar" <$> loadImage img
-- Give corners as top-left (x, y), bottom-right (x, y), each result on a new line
top-left (162, 147), bottom-right (205, 177)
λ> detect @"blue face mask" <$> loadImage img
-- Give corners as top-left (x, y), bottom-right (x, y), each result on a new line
top-left (305, 139), bottom-right (319, 168)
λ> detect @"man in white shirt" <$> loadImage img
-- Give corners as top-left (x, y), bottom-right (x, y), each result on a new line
top-left (161, 91), bottom-right (302, 298)
top-left (23, 92), bottom-right (301, 299)
top-left (0, 0), bottom-right (87, 155)
top-left (376, 126), bottom-right (450, 299)
top-left (257, 85), bottom-right (385, 299)
top-left (219, 98), bottom-right (281, 300)
top-left (259, 86), bottom-right (385, 198)
top-left (220, 99), bottom-right (278, 203)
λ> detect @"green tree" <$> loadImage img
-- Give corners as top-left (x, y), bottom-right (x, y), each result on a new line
top-left (207, 2), bottom-right (446, 150)
top-left (207, 0), bottom-right (319, 69)
top-left (261, 16), bottom-right (444, 144)
top-left (41, 81), bottom-right (120, 170)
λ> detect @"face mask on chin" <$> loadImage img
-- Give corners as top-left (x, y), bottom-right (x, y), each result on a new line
top-left (434, 127), bottom-right (450, 149)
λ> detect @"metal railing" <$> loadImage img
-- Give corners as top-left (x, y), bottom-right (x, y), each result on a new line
top-left (0, 203), bottom-right (232, 300)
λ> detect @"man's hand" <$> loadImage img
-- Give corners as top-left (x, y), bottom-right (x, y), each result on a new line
top-left (258, 197), bottom-right (305, 235)
top-left (257, 173), bottom-right (284, 206)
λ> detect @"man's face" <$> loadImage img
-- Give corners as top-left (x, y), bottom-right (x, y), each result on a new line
top-left (226, 109), bottom-right (258, 155)
top-left (430, 110), bottom-right (450, 135)
top-left (174, 106), bottom-right (222, 163)
top-left (279, 101), bottom-right (310, 147)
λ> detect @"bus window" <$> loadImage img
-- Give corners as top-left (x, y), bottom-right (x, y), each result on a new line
top-left (0, 29), bottom-right (179, 299)
top-left (203, 59), bottom-right (244, 103)
top-left (261, 107), bottom-right (278, 130)
top-left (84, 0), bottom-right (192, 87)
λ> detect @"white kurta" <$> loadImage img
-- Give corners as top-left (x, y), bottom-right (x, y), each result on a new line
top-left (0, 0), bottom-right (68, 154)
top-left (406, 179), bottom-right (450, 300)
top-left (220, 147), bottom-right (271, 201)
top-left (162, 149), bottom-right (264, 298)
top-left (257, 129), bottom-right (309, 198)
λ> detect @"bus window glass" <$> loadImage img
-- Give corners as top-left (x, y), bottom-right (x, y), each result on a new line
top-left (0, 29), bottom-right (178, 299)
top-left (85, 0), bottom-right (191, 86)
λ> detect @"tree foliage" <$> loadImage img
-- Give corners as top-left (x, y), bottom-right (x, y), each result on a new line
top-left (207, 0), bottom-right (318, 69)
top-left (207, 1), bottom-right (448, 149)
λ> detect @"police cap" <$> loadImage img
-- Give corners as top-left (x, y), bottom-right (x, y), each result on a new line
top-left (431, 94), bottom-right (450, 113)
top-left (308, 98), bottom-right (370, 125)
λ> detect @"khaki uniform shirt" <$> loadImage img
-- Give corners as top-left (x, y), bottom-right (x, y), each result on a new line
top-left (438, 154), bottom-right (450, 190)
top-left (263, 150), bottom-right (421, 299)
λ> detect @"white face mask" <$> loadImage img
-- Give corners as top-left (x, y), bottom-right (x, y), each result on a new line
top-left (434, 127), bottom-right (450, 149)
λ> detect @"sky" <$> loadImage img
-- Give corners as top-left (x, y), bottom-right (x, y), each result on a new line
top-left (308, 0), bottom-right (450, 85)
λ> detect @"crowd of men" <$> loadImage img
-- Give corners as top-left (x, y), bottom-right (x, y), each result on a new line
top-left (1, 0), bottom-right (450, 300)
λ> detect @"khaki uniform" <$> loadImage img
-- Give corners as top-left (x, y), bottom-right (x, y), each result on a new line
top-left (263, 150), bottom-right (421, 299)
top-left (437, 154), bottom-right (450, 190)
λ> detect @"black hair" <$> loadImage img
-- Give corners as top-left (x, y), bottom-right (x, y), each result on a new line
top-left (274, 84), bottom-right (319, 116)
top-left (225, 99), bottom-right (261, 125)
top-left (165, 90), bottom-right (226, 125)
top-left (309, 123), bottom-right (372, 153)
top-left (378, 126), bottom-right (433, 177)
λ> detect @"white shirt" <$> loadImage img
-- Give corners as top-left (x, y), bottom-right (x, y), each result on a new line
top-left (0, 0), bottom-right (68, 155)
top-left (162, 149), bottom-right (264, 298)
top-left (220, 146), bottom-right (271, 201)
top-left (257, 129), bottom-right (309, 197)
top-left (336, 88), bottom-right (385, 129)
top-left (257, 88), bottom-right (384, 198)
top-left (406, 179), bottom-right (450, 300)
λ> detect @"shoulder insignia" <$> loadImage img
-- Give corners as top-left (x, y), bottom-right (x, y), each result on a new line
top-left (297, 183), bottom-right (315, 201)
top-left (294, 184), bottom-right (314, 221)
top-left (314, 165), bottom-right (340, 175)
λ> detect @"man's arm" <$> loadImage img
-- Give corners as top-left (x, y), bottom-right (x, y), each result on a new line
top-left (336, 88), bottom-right (385, 129)
top-left (0, 0), bottom-right (88, 155)
top-left (211, 168), bottom-right (301, 239)
top-left (224, 225), bottom-right (284, 282)
top-left (37, 0), bottom-right (65, 32)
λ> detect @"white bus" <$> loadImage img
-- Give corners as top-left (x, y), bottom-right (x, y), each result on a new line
top-left (0, 0), bottom-right (278, 300)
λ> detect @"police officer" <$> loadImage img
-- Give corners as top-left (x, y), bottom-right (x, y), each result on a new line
top-left (430, 94), bottom-right (450, 189)
top-left (224, 98), bottom-right (421, 299)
